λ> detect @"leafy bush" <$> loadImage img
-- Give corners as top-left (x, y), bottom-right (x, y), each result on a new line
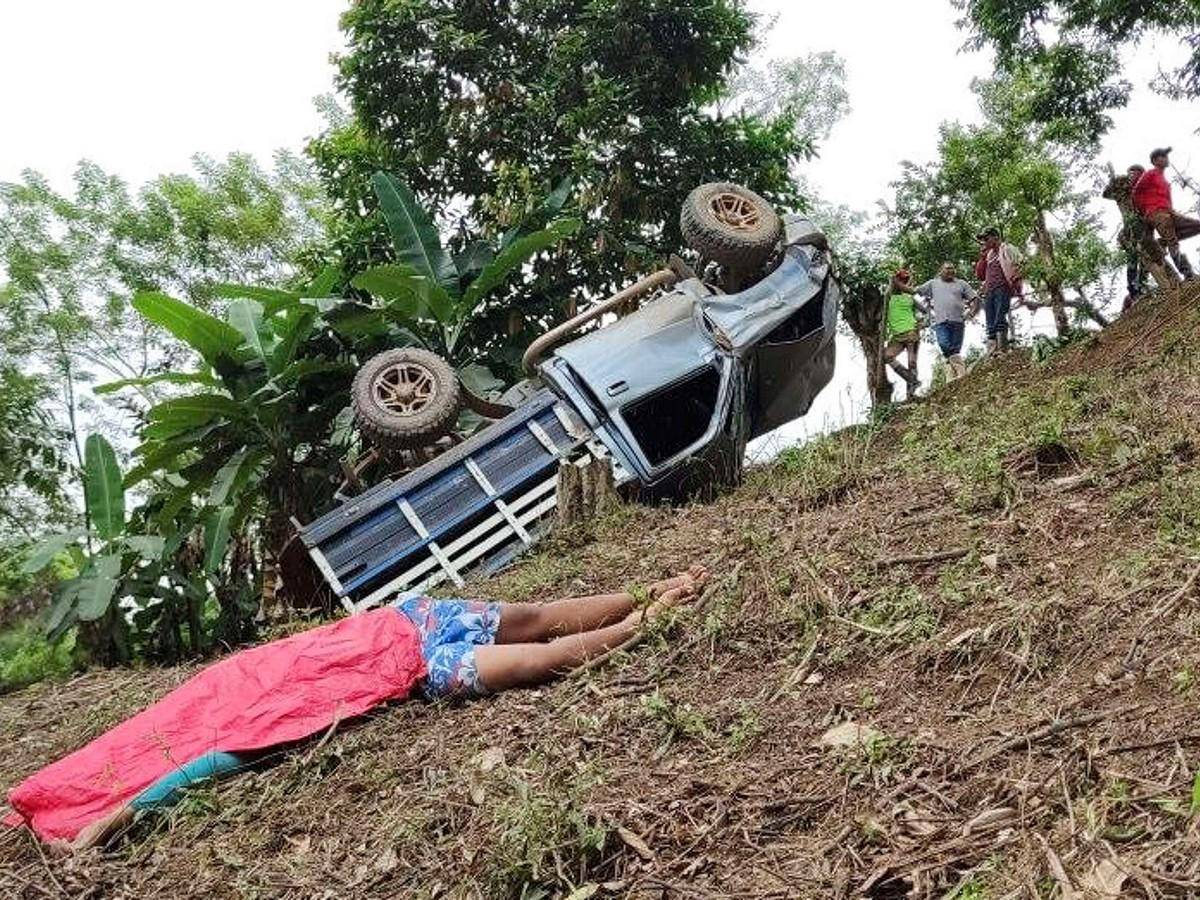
top-left (0, 623), bottom-right (77, 693)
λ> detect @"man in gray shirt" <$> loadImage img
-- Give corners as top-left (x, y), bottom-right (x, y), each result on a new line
top-left (913, 263), bottom-right (977, 382)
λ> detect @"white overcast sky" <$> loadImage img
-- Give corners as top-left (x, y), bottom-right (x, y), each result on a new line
top-left (1, 0), bottom-right (1196, 447)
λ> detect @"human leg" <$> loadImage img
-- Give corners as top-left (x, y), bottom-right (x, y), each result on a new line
top-left (994, 287), bottom-right (1012, 350)
top-left (1153, 210), bottom-right (1194, 278)
top-left (1170, 212), bottom-right (1199, 277)
top-left (475, 585), bottom-right (699, 693)
top-left (983, 290), bottom-right (999, 345)
top-left (1124, 247), bottom-right (1143, 304)
top-left (64, 750), bottom-right (252, 850)
top-left (495, 566), bottom-right (709, 644)
top-left (984, 286), bottom-right (1010, 348)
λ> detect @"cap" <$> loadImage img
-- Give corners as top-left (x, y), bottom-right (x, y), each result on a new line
top-left (1150, 146), bottom-right (1173, 161)
top-left (976, 227), bottom-right (1000, 240)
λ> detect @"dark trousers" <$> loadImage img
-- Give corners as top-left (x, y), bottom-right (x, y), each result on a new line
top-left (984, 285), bottom-right (1011, 340)
top-left (1125, 249), bottom-right (1145, 303)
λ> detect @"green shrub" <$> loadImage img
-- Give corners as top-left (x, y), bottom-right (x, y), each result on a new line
top-left (0, 622), bottom-right (77, 693)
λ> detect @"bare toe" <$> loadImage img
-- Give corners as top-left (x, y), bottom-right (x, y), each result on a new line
top-left (644, 584), bottom-right (699, 620)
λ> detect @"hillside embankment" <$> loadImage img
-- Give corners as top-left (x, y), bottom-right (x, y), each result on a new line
top-left (4, 284), bottom-right (1200, 898)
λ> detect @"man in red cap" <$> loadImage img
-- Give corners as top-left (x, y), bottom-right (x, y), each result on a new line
top-left (1132, 147), bottom-right (1199, 280)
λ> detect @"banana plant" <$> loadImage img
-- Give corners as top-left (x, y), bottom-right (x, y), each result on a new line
top-left (22, 434), bottom-right (164, 659)
top-left (105, 267), bottom-right (357, 607)
top-left (350, 172), bottom-right (580, 362)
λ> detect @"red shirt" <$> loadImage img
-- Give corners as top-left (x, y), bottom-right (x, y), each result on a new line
top-left (1132, 167), bottom-right (1172, 215)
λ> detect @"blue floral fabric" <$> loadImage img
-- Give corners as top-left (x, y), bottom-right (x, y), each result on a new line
top-left (392, 592), bottom-right (502, 698)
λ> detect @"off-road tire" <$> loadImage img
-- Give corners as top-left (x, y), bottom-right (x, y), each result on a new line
top-left (351, 348), bottom-right (461, 450)
top-left (680, 182), bottom-right (782, 272)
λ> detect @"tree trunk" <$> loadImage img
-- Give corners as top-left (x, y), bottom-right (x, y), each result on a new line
top-left (843, 283), bottom-right (894, 407)
top-left (1031, 211), bottom-right (1071, 337)
top-left (78, 607), bottom-right (130, 666)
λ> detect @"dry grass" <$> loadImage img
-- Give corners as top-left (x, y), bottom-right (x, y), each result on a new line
top-left (5, 284), bottom-right (1200, 898)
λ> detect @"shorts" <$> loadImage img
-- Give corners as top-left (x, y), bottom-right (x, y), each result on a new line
top-left (888, 328), bottom-right (920, 346)
top-left (932, 321), bottom-right (965, 358)
top-left (393, 592), bottom-right (502, 699)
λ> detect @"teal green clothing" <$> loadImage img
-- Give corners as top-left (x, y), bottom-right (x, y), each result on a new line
top-left (886, 293), bottom-right (919, 340)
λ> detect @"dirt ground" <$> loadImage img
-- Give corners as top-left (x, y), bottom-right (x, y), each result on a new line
top-left (5, 284), bottom-right (1200, 898)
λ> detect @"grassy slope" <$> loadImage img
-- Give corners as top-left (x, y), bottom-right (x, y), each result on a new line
top-left (5, 285), bottom-right (1200, 898)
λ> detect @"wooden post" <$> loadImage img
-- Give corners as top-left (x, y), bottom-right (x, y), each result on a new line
top-left (556, 460), bottom-right (583, 527)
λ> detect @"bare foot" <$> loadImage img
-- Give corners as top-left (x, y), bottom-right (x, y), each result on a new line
top-left (648, 564), bottom-right (710, 599)
top-left (640, 583), bottom-right (698, 621)
top-left (64, 804), bottom-right (135, 851)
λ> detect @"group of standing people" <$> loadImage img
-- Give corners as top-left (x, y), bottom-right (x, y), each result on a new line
top-left (883, 228), bottom-right (1023, 392)
top-left (1105, 147), bottom-right (1200, 305)
top-left (885, 146), bottom-right (1198, 397)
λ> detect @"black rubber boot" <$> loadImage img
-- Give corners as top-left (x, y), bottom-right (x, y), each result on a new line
top-left (1174, 251), bottom-right (1196, 280)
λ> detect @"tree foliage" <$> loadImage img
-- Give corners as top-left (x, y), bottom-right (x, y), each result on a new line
top-left (351, 172), bottom-right (580, 365)
top-left (887, 74), bottom-right (1117, 337)
top-left (310, 0), bottom-right (815, 379)
top-left (0, 366), bottom-right (72, 543)
top-left (955, 0), bottom-right (1199, 139)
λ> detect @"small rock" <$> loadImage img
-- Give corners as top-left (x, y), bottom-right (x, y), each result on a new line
top-left (819, 721), bottom-right (881, 747)
top-left (803, 672), bottom-right (824, 685)
top-left (981, 553), bottom-right (1000, 572)
top-left (477, 746), bottom-right (506, 772)
top-left (617, 826), bottom-right (655, 861)
top-left (374, 846), bottom-right (399, 874)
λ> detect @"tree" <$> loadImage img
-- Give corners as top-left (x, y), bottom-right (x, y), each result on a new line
top-left (887, 74), bottom-right (1117, 339)
top-left (725, 49), bottom-right (850, 145)
top-left (955, 0), bottom-right (1199, 136)
top-left (837, 247), bottom-right (899, 407)
top-left (0, 366), bottom-right (72, 544)
top-left (117, 275), bottom-right (355, 612)
top-left (309, 0), bottom-right (814, 381)
top-left (0, 155), bottom-right (334, 577)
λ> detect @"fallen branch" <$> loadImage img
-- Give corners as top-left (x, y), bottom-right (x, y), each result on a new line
top-left (1097, 733), bottom-right (1200, 757)
top-left (960, 705), bottom-right (1141, 772)
top-left (829, 613), bottom-right (895, 637)
top-left (1037, 834), bottom-right (1077, 900)
top-left (873, 547), bottom-right (969, 569)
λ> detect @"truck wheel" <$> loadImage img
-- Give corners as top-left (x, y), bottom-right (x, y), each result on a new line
top-left (352, 348), bottom-right (461, 450)
top-left (680, 182), bottom-right (782, 273)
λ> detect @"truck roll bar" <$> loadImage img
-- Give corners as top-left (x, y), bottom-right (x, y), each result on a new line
top-left (521, 266), bottom-right (679, 374)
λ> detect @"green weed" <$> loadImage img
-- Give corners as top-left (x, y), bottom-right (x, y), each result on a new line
top-left (641, 690), bottom-right (710, 747)
top-left (775, 425), bottom-right (876, 507)
top-left (838, 732), bottom-right (914, 785)
top-left (725, 704), bottom-right (764, 752)
top-left (855, 585), bottom-right (937, 643)
top-left (1158, 470), bottom-right (1200, 548)
top-left (0, 622), bottom-right (77, 692)
top-left (952, 878), bottom-right (987, 900)
top-left (485, 756), bottom-right (608, 896)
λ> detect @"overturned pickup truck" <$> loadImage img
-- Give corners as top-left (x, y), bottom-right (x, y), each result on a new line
top-left (293, 184), bottom-right (839, 612)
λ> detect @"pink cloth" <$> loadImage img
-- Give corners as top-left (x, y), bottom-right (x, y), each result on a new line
top-left (5, 608), bottom-right (424, 842)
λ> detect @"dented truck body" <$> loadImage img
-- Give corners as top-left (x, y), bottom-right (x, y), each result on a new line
top-left (298, 214), bottom-right (838, 611)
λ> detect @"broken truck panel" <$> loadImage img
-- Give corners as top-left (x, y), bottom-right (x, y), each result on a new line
top-left (539, 213), bottom-right (837, 487)
top-left (298, 391), bottom-right (591, 612)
